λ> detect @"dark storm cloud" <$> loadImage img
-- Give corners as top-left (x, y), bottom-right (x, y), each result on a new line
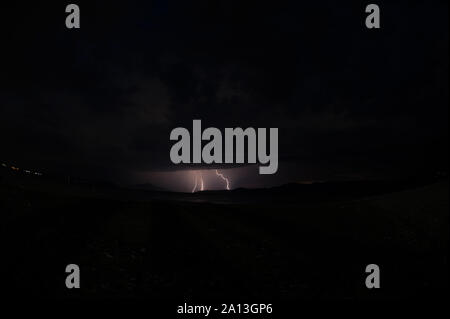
top-left (0, 1), bottom-right (447, 184)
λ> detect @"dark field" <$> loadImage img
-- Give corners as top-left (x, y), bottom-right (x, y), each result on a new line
top-left (1, 170), bottom-right (448, 300)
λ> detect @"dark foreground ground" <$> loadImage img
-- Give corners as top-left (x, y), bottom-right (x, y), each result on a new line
top-left (1, 171), bottom-right (448, 300)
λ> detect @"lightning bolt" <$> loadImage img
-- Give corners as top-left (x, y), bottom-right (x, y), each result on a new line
top-left (200, 173), bottom-right (205, 191)
top-left (192, 173), bottom-right (198, 193)
top-left (215, 169), bottom-right (230, 190)
top-left (192, 171), bottom-right (205, 193)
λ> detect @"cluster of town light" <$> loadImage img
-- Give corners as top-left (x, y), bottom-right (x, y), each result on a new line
top-left (1, 162), bottom-right (43, 176)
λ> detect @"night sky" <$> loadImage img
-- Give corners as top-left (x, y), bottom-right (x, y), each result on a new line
top-left (1, 1), bottom-right (448, 192)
